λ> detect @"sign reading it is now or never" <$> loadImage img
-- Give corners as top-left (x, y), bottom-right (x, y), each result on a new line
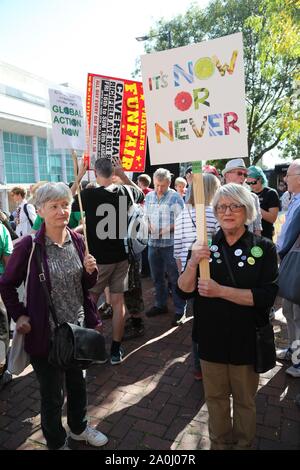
top-left (141, 32), bottom-right (248, 165)
top-left (49, 88), bottom-right (86, 151)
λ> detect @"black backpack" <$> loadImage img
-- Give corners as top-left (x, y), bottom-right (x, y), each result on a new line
top-left (0, 213), bottom-right (18, 240)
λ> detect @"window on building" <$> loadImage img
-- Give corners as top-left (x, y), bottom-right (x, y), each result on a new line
top-left (66, 152), bottom-right (75, 182)
top-left (3, 132), bottom-right (35, 183)
top-left (38, 138), bottom-right (63, 182)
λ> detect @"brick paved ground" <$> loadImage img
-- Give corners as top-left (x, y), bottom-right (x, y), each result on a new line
top-left (0, 278), bottom-right (299, 450)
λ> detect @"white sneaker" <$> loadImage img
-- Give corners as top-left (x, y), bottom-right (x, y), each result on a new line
top-left (276, 348), bottom-right (293, 361)
top-left (69, 425), bottom-right (108, 447)
top-left (285, 364), bottom-right (300, 378)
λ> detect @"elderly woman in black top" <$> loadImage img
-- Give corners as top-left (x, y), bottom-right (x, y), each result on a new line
top-left (177, 183), bottom-right (278, 450)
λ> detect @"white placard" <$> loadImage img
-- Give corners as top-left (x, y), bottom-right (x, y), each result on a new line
top-left (141, 32), bottom-right (248, 165)
top-left (48, 88), bottom-right (86, 151)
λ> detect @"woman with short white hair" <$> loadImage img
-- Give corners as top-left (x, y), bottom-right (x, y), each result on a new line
top-left (177, 183), bottom-right (278, 450)
top-left (0, 182), bottom-right (108, 450)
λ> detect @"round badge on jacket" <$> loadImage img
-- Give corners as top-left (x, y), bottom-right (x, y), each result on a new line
top-left (251, 246), bottom-right (263, 258)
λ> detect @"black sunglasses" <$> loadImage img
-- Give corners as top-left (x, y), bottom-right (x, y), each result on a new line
top-left (246, 180), bottom-right (258, 185)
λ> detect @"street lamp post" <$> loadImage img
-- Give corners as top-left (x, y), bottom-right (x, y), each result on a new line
top-left (136, 31), bottom-right (172, 49)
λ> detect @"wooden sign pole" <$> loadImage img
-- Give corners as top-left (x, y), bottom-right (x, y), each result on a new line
top-left (192, 161), bottom-right (210, 280)
top-left (72, 150), bottom-right (89, 255)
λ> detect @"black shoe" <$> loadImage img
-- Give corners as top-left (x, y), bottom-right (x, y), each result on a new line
top-left (145, 306), bottom-right (168, 317)
top-left (171, 312), bottom-right (186, 327)
top-left (123, 320), bottom-right (145, 341)
top-left (0, 370), bottom-right (12, 391)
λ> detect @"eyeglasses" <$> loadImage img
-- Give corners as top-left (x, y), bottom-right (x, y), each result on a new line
top-left (215, 203), bottom-right (245, 213)
top-left (228, 171), bottom-right (248, 177)
top-left (246, 180), bottom-right (258, 185)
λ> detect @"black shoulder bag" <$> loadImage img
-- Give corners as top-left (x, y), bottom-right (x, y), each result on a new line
top-left (221, 245), bottom-right (276, 374)
top-left (35, 244), bottom-right (107, 370)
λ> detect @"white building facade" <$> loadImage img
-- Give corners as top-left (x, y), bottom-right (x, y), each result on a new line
top-left (0, 61), bottom-right (76, 211)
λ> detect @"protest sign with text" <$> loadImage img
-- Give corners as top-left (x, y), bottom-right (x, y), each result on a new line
top-left (86, 74), bottom-right (146, 172)
top-left (140, 32), bottom-right (247, 165)
top-left (48, 88), bottom-right (86, 151)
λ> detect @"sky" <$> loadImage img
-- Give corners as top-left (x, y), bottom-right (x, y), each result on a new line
top-left (0, 0), bottom-right (208, 91)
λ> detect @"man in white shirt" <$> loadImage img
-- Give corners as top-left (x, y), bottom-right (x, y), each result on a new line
top-left (276, 159), bottom-right (300, 378)
top-left (277, 160), bottom-right (300, 252)
top-left (10, 186), bottom-right (37, 237)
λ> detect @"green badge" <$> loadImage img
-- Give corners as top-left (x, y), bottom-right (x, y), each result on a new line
top-left (247, 257), bottom-right (255, 266)
top-left (251, 246), bottom-right (263, 258)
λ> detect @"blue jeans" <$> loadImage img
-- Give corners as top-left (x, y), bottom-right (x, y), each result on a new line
top-left (148, 245), bottom-right (186, 315)
top-left (31, 357), bottom-right (87, 449)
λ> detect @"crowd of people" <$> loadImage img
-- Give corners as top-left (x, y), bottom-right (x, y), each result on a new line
top-left (0, 156), bottom-right (299, 450)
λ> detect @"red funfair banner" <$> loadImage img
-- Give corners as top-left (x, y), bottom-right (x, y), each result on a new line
top-left (86, 73), bottom-right (146, 172)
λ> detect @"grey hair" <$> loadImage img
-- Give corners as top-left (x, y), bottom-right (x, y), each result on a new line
top-left (153, 168), bottom-right (172, 183)
top-left (35, 182), bottom-right (73, 208)
top-left (213, 183), bottom-right (257, 225)
top-left (187, 173), bottom-right (221, 206)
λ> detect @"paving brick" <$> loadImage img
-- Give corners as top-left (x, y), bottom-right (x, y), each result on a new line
top-left (133, 419), bottom-right (167, 437)
top-left (127, 405), bottom-right (158, 421)
top-left (118, 430), bottom-right (144, 450)
top-left (198, 435), bottom-right (211, 450)
top-left (156, 403), bottom-right (179, 426)
top-left (282, 407), bottom-right (300, 421)
top-left (2, 427), bottom-right (35, 449)
top-left (176, 433), bottom-right (201, 450)
top-left (281, 419), bottom-right (300, 446)
top-left (119, 391), bottom-right (144, 406)
top-left (259, 438), bottom-right (298, 450)
top-left (109, 415), bottom-right (136, 439)
top-left (0, 430), bottom-right (11, 446)
top-left (148, 391), bottom-right (171, 410)
top-left (142, 434), bottom-right (173, 450)
top-left (268, 396), bottom-right (295, 409)
top-left (0, 414), bottom-right (11, 428)
top-left (256, 424), bottom-right (281, 441)
top-left (264, 406), bottom-right (282, 428)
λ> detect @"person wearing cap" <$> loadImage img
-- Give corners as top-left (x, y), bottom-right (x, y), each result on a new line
top-left (203, 164), bottom-right (220, 179)
top-left (222, 159), bottom-right (262, 236)
top-left (246, 166), bottom-right (280, 240)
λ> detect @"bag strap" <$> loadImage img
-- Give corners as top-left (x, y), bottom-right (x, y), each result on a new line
top-left (23, 234), bottom-right (36, 308)
top-left (35, 243), bottom-right (59, 327)
top-left (23, 204), bottom-right (33, 228)
top-left (187, 205), bottom-right (196, 228)
top-left (221, 245), bottom-right (238, 288)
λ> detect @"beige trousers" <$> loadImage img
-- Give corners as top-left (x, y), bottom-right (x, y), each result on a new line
top-left (200, 360), bottom-right (259, 450)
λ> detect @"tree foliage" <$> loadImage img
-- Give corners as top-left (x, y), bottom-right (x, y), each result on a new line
top-left (135, 0), bottom-right (300, 165)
